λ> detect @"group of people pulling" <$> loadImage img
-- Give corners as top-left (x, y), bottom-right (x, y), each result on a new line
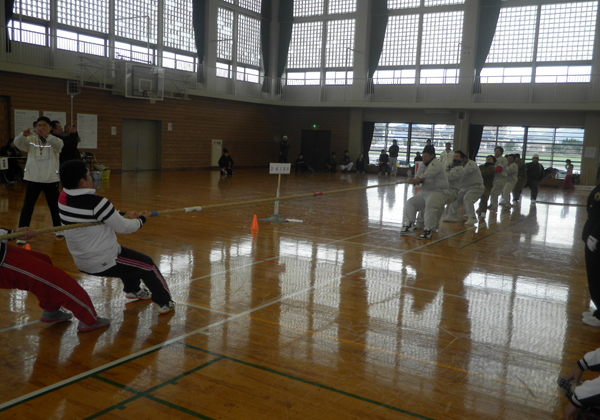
top-left (1, 117), bottom-right (175, 333)
top-left (400, 143), bottom-right (548, 240)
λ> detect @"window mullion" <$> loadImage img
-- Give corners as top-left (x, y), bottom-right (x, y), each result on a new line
top-left (416, 13), bottom-right (424, 84)
top-left (233, 10), bottom-right (239, 78)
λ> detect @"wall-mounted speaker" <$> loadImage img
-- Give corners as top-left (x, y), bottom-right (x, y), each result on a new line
top-left (67, 80), bottom-right (80, 96)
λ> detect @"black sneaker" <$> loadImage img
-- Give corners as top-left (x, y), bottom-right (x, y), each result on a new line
top-left (158, 301), bottom-right (176, 315)
top-left (418, 229), bottom-right (433, 240)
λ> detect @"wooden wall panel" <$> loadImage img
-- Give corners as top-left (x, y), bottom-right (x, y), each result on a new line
top-left (0, 72), bottom-right (352, 171)
top-left (0, 96), bottom-right (9, 147)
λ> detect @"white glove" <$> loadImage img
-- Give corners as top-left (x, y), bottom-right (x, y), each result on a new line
top-left (588, 236), bottom-right (598, 252)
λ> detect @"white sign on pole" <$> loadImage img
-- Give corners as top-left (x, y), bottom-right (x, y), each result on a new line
top-left (14, 109), bottom-right (39, 135)
top-left (269, 163), bottom-right (291, 174)
top-left (77, 113), bottom-right (98, 149)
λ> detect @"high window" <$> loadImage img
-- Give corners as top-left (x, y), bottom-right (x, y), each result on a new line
top-left (287, 0), bottom-right (357, 85)
top-left (11, 0), bottom-right (197, 71)
top-left (216, 0), bottom-right (262, 83)
top-left (482, 1), bottom-right (597, 84)
top-left (374, 0), bottom-right (464, 85)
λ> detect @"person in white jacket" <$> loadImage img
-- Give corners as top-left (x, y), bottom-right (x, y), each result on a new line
top-left (14, 116), bottom-right (64, 242)
top-left (447, 151), bottom-right (485, 226)
top-left (489, 146), bottom-right (508, 211)
top-left (401, 148), bottom-right (449, 240)
top-left (501, 154), bottom-right (518, 208)
top-left (560, 347), bottom-right (600, 419)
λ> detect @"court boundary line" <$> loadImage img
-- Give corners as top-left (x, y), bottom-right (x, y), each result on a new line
top-left (0, 206), bottom-right (554, 414)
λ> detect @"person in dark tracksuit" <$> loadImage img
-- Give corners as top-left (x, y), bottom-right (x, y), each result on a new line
top-left (581, 178), bottom-right (600, 328)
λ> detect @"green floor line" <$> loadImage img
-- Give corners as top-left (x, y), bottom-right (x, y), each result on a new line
top-left (179, 342), bottom-right (437, 420)
top-left (0, 342), bottom-right (177, 413)
top-left (83, 357), bottom-right (224, 420)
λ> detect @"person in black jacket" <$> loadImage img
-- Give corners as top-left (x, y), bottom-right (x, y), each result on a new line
top-left (388, 140), bottom-right (399, 176)
top-left (52, 121), bottom-right (82, 165)
top-left (581, 177), bottom-right (600, 327)
top-left (355, 153), bottom-right (367, 174)
top-left (378, 149), bottom-right (390, 176)
top-left (294, 153), bottom-right (314, 174)
top-left (219, 148), bottom-right (234, 175)
top-left (525, 154), bottom-right (545, 204)
top-left (0, 138), bottom-right (24, 182)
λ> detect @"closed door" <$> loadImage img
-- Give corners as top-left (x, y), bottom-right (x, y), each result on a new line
top-left (122, 119), bottom-right (162, 171)
top-left (301, 130), bottom-right (331, 171)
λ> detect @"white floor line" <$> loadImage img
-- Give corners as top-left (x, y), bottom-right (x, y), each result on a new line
top-left (0, 277), bottom-right (338, 411)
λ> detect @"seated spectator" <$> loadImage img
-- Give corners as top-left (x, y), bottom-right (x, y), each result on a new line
top-left (295, 153), bottom-right (314, 174)
top-left (325, 152), bottom-right (337, 173)
top-left (378, 149), bottom-right (390, 176)
top-left (340, 150), bottom-right (353, 172)
top-left (355, 153), bottom-right (367, 174)
top-left (218, 148), bottom-right (234, 175)
top-left (0, 138), bottom-right (24, 182)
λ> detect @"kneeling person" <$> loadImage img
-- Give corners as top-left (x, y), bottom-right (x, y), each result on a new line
top-left (58, 160), bottom-right (175, 315)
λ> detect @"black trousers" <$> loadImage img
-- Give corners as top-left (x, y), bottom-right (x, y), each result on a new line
top-left (19, 181), bottom-right (61, 228)
top-left (586, 245), bottom-right (600, 318)
top-left (91, 247), bottom-right (172, 306)
top-left (529, 179), bottom-right (540, 200)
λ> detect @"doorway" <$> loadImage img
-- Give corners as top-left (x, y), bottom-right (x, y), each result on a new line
top-left (122, 119), bottom-right (162, 171)
top-left (301, 130), bottom-right (331, 172)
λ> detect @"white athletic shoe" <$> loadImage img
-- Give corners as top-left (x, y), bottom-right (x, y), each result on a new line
top-left (125, 285), bottom-right (152, 300)
top-left (158, 301), bottom-right (176, 315)
top-left (465, 218), bottom-right (478, 226)
top-left (583, 311), bottom-right (595, 318)
top-left (400, 225), bottom-right (418, 235)
top-left (583, 316), bottom-right (600, 327)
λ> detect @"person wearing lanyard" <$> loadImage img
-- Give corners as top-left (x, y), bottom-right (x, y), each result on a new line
top-left (13, 116), bottom-right (64, 244)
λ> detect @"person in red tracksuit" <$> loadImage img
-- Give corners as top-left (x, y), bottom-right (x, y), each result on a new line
top-left (0, 227), bottom-right (110, 332)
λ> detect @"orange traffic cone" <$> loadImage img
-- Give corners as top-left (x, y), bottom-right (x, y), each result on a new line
top-left (25, 243), bottom-right (31, 250)
top-left (251, 215), bottom-right (259, 242)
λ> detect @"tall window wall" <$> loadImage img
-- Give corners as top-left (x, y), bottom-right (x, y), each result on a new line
top-left (287, 0), bottom-right (357, 85)
top-left (371, 122), bottom-right (455, 165)
top-left (10, 0), bottom-right (198, 72)
top-left (481, 1), bottom-right (597, 84)
top-left (216, 0), bottom-right (262, 83)
top-left (373, 0), bottom-right (465, 85)
top-left (478, 126), bottom-right (584, 173)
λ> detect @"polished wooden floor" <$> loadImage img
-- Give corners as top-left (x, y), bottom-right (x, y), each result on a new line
top-left (0, 169), bottom-right (594, 419)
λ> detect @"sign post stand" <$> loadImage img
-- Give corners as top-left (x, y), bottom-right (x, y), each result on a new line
top-left (260, 163), bottom-right (291, 223)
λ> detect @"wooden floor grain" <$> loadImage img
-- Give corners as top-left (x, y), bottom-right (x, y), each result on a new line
top-left (0, 169), bottom-right (594, 419)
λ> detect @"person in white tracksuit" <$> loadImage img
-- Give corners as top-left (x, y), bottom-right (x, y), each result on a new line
top-left (489, 146), bottom-right (508, 210)
top-left (401, 148), bottom-right (449, 240)
top-left (501, 154), bottom-right (518, 208)
top-left (447, 151), bottom-right (485, 226)
top-left (439, 155), bottom-right (464, 224)
top-left (560, 346), bottom-right (600, 419)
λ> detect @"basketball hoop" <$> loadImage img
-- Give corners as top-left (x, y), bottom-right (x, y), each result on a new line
top-left (143, 90), bottom-right (161, 104)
